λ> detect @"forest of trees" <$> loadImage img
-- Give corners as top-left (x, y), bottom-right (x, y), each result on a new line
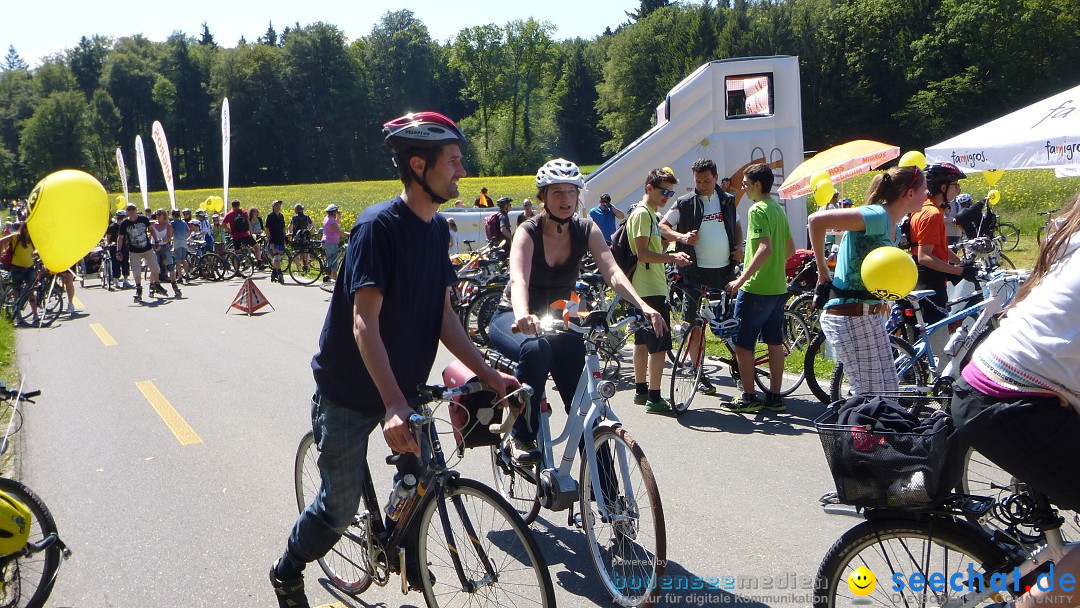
top-left (1, 0), bottom-right (1078, 198)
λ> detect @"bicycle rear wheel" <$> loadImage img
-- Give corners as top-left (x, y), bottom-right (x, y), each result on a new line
top-left (288, 251), bottom-right (324, 285)
top-left (752, 310), bottom-right (809, 396)
top-left (578, 426), bottom-right (665, 607)
top-left (417, 477), bottom-right (555, 608)
top-left (490, 444), bottom-right (541, 524)
top-left (293, 431), bottom-right (374, 595)
top-left (829, 334), bottom-right (928, 402)
top-left (463, 288), bottom-right (502, 348)
top-left (0, 477), bottom-right (63, 608)
top-left (803, 331), bottom-right (839, 405)
top-left (814, 517), bottom-right (1008, 608)
top-left (668, 323), bottom-right (704, 415)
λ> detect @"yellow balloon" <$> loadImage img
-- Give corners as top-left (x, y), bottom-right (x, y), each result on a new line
top-left (898, 151), bottom-right (927, 169)
top-left (862, 246), bottom-right (918, 300)
top-left (984, 169), bottom-right (1004, 187)
top-left (198, 201), bottom-right (207, 211)
top-left (204, 196), bottom-right (224, 213)
top-left (810, 170), bottom-right (831, 191)
top-left (115, 195), bottom-right (127, 211)
top-left (813, 177), bottom-right (835, 207)
top-left (988, 189), bottom-right (1001, 206)
top-left (26, 170), bottom-right (109, 273)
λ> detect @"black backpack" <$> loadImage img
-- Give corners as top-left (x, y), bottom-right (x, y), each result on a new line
top-left (233, 211), bottom-right (250, 233)
top-left (610, 205), bottom-right (653, 279)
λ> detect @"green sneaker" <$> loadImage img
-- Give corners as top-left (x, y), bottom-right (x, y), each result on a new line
top-left (697, 377), bottom-right (717, 396)
top-left (726, 394), bottom-right (764, 413)
top-left (633, 393), bottom-right (649, 406)
top-left (645, 398), bottom-right (674, 415)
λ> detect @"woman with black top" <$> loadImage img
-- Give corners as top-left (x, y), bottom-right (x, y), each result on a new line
top-left (486, 158), bottom-right (665, 463)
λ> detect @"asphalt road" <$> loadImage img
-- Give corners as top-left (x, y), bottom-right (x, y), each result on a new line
top-left (17, 272), bottom-right (854, 608)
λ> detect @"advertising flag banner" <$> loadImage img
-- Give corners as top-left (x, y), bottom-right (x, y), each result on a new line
top-left (115, 148), bottom-right (130, 204)
top-left (222, 98), bottom-right (231, 205)
top-left (135, 135), bottom-right (149, 210)
top-left (151, 121), bottom-right (177, 211)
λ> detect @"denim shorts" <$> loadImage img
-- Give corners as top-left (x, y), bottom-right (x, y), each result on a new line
top-left (732, 291), bottom-right (787, 350)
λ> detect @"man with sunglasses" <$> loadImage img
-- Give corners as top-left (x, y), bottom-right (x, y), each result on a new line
top-left (660, 158), bottom-right (742, 396)
top-left (909, 162), bottom-right (978, 361)
top-left (628, 168), bottom-right (691, 414)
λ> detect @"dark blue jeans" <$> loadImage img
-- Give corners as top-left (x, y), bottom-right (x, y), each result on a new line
top-left (487, 310), bottom-right (585, 441)
top-left (285, 391), bottom-right (383, 568)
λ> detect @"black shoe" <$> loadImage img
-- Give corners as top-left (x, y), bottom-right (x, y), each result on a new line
top-left (133, 287), bottom-right (142, 302)
top-left (269, 567), bottom-right (310, 608)
top-left (762, 392), bottom-right (786, 412)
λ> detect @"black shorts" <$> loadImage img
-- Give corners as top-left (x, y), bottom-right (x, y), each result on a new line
top-left (232, 235), bottom-right (257, 250)
top-left (634, 295), bottom-right (672, 353)
top-left (950, 377), bottom-right (1080, 511)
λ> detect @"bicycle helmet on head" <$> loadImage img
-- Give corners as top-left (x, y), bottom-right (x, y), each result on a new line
top-left (325, 204), bottom-right (339, 213)
top-left (382, 111), bottom-right (466, 205)
top-left (294, 204), bottom-right (304, 212)
top-left (925, 162), bottom-right (966, 196)
top-left (0, 490), bottom-right (31, 556)
top-left (535, 158), bottom-right (585, 189)
top-left (496, 197), bottom-right (513, 208)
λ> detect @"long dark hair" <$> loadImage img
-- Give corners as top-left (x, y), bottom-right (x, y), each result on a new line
top-left (864, 165), bottom-right (925, 205)
top-left (14, 224), bottom-right (31, 249)
top-left (1012, 190), bottom-right (1080, 306)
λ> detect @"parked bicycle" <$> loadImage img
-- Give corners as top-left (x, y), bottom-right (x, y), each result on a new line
top-left (668, 283), bottom-right (810, 415)
top-left (1036, 208), bottom-right (1061, 245)
top-left (487, 310), bottom-right (666, 608)
top-left (0, 386), bottom-right (71, 608)
top-left (813, 394), bottom-right (1077, 608)
top-left (294, 381), bottom-right (555, 607)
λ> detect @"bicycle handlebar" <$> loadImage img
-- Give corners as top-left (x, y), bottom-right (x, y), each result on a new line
top-left (510, 311), bottom-right (648, 337)
top-left (0, 388), bottom-right (39, 402)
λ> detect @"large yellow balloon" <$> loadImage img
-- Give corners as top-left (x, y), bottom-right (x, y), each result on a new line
top-left (811, 170), bottom-right (831, 191)
top-left (987, 189), bottom-right (1001, 206)
top-left (205, 196), bottom-right (224, 213)
top-left (898, 151), bottom-right (927, 169)
top-left (813, 177), bottom-right (835, 207)
top-left (984, 169), bottom-right (1004, 187)
top-left (862, 246), bottom-right (918, 300)
top-left (26, 170), bottom-right (109, 273)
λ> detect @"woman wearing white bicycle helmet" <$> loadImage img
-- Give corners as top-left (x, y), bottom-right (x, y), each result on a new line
top-left (486, 158), bottom-right (666, 463)
top-left (321, 204), bottom-right (342, 283)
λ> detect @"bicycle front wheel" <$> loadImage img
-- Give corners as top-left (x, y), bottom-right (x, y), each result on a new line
top-left (0, 477), bottom-right (63, 608)
top-left (668, 323), bottom-right (704, 415)
top-left (417, 477), bottom-right (555, 608)
top-left (995, 222), bottom-right (1020, 251)
top-left (578, 426), bottom-right (665, 607)
top-left (814, 517), bottom-right (1008, 608)
top-left (293, 431), bottom-right (374, 595)
top-left (462, 288), bottom-right (502, 348)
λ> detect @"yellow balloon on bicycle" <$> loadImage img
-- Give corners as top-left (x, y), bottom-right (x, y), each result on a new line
top-left (862, 246), bottom-right (917, 300)
top-left (25, 169), bottom-right (110, 273)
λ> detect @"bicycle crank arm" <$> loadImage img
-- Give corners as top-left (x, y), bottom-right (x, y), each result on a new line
top-left (399, 547), bottom-right (408, 595)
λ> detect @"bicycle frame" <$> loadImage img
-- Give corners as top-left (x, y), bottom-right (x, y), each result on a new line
top-left (531, 316), bottom-right (640, 525)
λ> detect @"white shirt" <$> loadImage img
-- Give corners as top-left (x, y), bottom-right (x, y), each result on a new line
top-left (663, 192), bottom-right (731, 268)
top-left (974, 233), bottom-right (1080, 409)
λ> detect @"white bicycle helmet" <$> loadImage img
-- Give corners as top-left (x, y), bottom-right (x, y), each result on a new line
top-left (325, 204), bottom-right (339, 213)
top-left (535, 159), bottom-right (585, 190)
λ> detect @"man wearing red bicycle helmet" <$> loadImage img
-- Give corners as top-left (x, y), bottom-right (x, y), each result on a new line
top-left (909, 162), bottom-right (978, 359)
top-left (271, 112), bottom-right (517, 607)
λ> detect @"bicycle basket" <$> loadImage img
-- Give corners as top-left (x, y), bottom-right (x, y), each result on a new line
top-left (816, 394), bottom-right (960, 509)
top-left (442, 360), bottom-right (503, 449)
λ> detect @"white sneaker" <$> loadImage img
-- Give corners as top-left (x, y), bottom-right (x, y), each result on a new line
top-left (122, 279), bottom-right (132, 288)
top-left (66, 304), bottom-right (76, 314)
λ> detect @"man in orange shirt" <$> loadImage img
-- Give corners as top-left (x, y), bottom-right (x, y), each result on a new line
top-left (909, 162), bottom-right (977, 359)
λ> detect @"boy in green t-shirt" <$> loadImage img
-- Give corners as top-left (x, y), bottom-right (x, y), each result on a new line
top-left (628, 168), bottom-right (691, 414)
top-left (724, 163), bottom-right (794, 413)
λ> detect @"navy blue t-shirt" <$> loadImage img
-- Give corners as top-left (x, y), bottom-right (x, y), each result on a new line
top-left (311, 197), bottom-right (456, 412)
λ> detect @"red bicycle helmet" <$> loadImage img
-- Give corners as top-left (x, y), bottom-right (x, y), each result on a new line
top-left (382, 112), bottom-right (466, 153)
top-left (925, 162), bottom-right (966, 195)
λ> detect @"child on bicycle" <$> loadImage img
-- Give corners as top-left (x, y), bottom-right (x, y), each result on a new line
top-left (807, 165), bottom-right (927, 396)
top-left (486, 158), bottom-right (666, 463)
top-left (950, 190), bottom-right (1080, 608)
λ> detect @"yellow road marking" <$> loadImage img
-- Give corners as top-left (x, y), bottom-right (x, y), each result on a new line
top-left (314, 604), bottom-right (348, 608)
top-left (89, 323), bottom-right (117, 346)
top-left (135, 381), bottom-right (202, 445)
top-left (72, 296), bottom-right (85, 309)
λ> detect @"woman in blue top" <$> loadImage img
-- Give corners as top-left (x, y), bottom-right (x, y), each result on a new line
top-left (807, 165), bottom-right (926, 396)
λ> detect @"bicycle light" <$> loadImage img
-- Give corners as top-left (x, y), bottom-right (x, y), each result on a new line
top-left (597, 379), bottom-right (617, 400)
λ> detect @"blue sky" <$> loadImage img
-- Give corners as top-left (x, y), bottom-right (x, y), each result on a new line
top-left (3, 0), bottom-right (637, 68)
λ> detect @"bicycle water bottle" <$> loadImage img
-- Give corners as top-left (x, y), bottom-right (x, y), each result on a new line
top-left (384, 474), bottom-right (418, 521)
top-left (943, 325), bottom-right (968, 357)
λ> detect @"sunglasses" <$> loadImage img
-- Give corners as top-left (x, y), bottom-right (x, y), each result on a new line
top-left (655, 187), bottom-right (676, 197)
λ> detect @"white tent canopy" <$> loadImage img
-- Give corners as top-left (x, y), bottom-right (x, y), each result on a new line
top-left (925, 83), bottom-right (1080, 177)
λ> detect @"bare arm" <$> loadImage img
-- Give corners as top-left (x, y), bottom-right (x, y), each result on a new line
top-left (352, 286), bottom-right (418, 455)
top-left (727, 236), bottom-right (772, 294)
top-left (915, 245), bottom-right (962, 275)
top-left (807, 208), bottom-right (867, 283)
top-left (439, 290), bottom-right (518, 399)
top-left (612, 207), bottom-right (625, 220)
top-left (633, 234), bottom-right (688, 265)
top-left (507, 227), bottom-right (538, 334)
